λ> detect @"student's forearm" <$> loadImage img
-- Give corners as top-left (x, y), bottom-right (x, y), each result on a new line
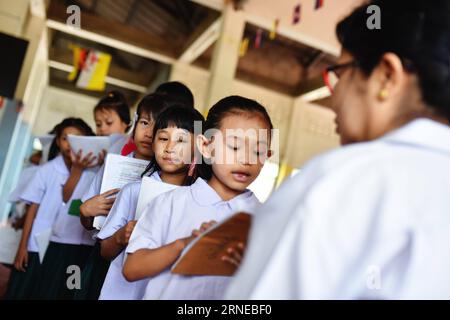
top-left (63, 169), bottom-right (82, 202)
top-left (18, 204), bottom-right (38, 250)
top-left (101, 233), bottom-right (125, 261)
top-left (80, 215), bottom-right (94, 230)
top-left (123, 240), bottom-right (185, 282)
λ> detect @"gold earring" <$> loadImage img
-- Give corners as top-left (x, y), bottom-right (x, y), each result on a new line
top-left (379, 89), bottom-right (389, 100)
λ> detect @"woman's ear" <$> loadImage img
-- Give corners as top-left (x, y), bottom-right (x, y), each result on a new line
top-left (196, 135), bottom-right (212, 160)
top-left (373, 52), bottom-right (406, 101)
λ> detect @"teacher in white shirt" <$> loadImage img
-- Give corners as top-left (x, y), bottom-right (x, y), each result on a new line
top-left (225, 0), bottom-right (450, 300)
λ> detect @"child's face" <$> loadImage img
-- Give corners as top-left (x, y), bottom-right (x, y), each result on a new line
top-left (153, 127), bottom-right (195, 174)
top-left (94, 109), bottom-right (128, 136)
top-left (208, 114), bottom-right (271, 193)
top-left (57, 127), bottom-right (84, 160)
top-left (133, 114), bottom-right (154, 160)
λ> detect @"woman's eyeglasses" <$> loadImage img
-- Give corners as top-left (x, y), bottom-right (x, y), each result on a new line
top-left (323, 61), bottom-right (358, 94)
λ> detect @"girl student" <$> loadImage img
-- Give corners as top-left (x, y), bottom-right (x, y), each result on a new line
top-left (226, 0), bottom-right (450, 300)
top-left (79, 90), bottom-right (132, 216)
top-left (5, 118), bottom-right (96, 300)
top-left (31, 119), bottom-right (101, 300)
top-left (74, 93), bottom-right (171, 300)
top-left (97, 105), bottom-right (206, 300)
top-left (62, 91), bottom-right (130, 300)
top-left (123, 95), bottom-right (274, 300)
top-left (93, 90), bottom-right (131, 151)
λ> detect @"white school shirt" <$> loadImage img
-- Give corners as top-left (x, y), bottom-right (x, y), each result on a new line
top-left (9, 164), bottom-right (39, 203)
top-left (97, 172), bottom-right (165, 300)
top-left (225, 118), bottom-right (450, 300)
top-left (49, 166), bottom-right (99, 246)
top-left (126, 178), bottom-right (261, 300)
top-left (19, 156), bottom-right (70, 252)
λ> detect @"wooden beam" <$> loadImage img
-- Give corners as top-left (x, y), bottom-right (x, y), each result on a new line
top-left (47, 1), bottom-right (176, 64)
top-left (178, 13), bottom-right (221, 63)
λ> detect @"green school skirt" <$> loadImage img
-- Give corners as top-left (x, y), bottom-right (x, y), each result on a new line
top-left (73, 241), bottom-right (110, 300)
top-left (33, 242), bottom-right (92, 300)
top-left (3, 252), bottom-right (41, 300)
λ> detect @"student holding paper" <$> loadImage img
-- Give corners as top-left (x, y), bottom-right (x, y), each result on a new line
top-left (123, 96), bottom-right (273, 300)
top-left (74, 93), bottom-right (171, 300)
top-left (4, 118), bottom-right (95, 300)
top-left (93, 91), bottom-right (131, 138)
top-left (97, 105), bottom-right (205, 300)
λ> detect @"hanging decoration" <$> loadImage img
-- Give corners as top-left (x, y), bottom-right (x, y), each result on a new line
top-left (68, 44), bottom-right (111, 92)
top-left (239, 37), bottom-right (250, 57)
top-left (254, 28), bottom-right (263, 49)
top-left (269, 19), bottom-right (280, 40)
top-left (293, 4), bottom-right (301, 25)
top-left (315, 0), bottom-right (324, 10)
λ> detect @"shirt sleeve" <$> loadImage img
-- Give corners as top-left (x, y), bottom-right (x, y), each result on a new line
top-left (19, 165), bottom-right (48, 205)
top-left (125, 192), bottom-right (171, 254)
top-left (97, 183), bottom-right (137, 240)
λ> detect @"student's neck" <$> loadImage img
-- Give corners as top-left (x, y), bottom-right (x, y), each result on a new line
top-left (134, 152), bottom-right (149, 161)
top-left (207, 175), bottom-right (244, 202)
top-left (160, 171), bottom-right (187, 186)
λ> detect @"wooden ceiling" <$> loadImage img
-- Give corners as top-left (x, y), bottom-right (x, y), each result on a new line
top-left (47, 0), bottom-right (337, 105)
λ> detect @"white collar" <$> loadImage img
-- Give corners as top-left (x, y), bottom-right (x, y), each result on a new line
top-left (381, 118), bottom-right (450, 155)
top-left (190, 178), bottom-right (255, 207)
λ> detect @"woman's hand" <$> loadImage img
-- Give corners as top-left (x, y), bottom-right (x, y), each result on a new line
top-left (221, 242), bottom-right (245, 267)
top-left (80, 189), bottom-right (120, 218)
top-left (115, 220), bottom-right (137, 246)
top-left (14, 245), bottom-right (28, 272)
top-left (70, 150), bottom-right (97, 171)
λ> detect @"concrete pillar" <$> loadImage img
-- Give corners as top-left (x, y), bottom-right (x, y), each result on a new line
top-left (204, 4), bottom-right (246, 109)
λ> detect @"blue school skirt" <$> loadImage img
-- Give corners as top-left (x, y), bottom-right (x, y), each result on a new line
top-left (4, 252), bottom-right (41, 300)
top-left (73, 241), bottom-right (110, 300)
top-left (33, 242), bottom-right (92, 300)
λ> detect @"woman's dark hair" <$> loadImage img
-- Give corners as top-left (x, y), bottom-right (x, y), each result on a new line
top-left (205, 95), bottom-right (273, 133)
top-left (337, 0), bottom-right (450, 120)
top-left (55, 117), bottom-right (95, 139)
top-left (47, 124), bottom-right (60, 161)
top-left (136, 93), bottom-right (170, 122)
top-left (141, 105), bottom-right (206, 185)
top-left (131, 93), bottom-right (171, 139)
top-left (94, 91), bottom-right (131, 129)
top-left (155, 81), bottom-right (195, 109)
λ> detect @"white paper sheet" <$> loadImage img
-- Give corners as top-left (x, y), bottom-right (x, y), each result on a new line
top-left (35, 228), bottom-right (52, 263)
top-left (93, 154), bottom-right (150, 229)
top-left (67, 135), bottom-right (111, 158)
top-left (37, 134), bottom-right (55, 148)
top-left (135, 176), bottom-right (178, 220)
top-left (0, 226), bottom-right (22, 265)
